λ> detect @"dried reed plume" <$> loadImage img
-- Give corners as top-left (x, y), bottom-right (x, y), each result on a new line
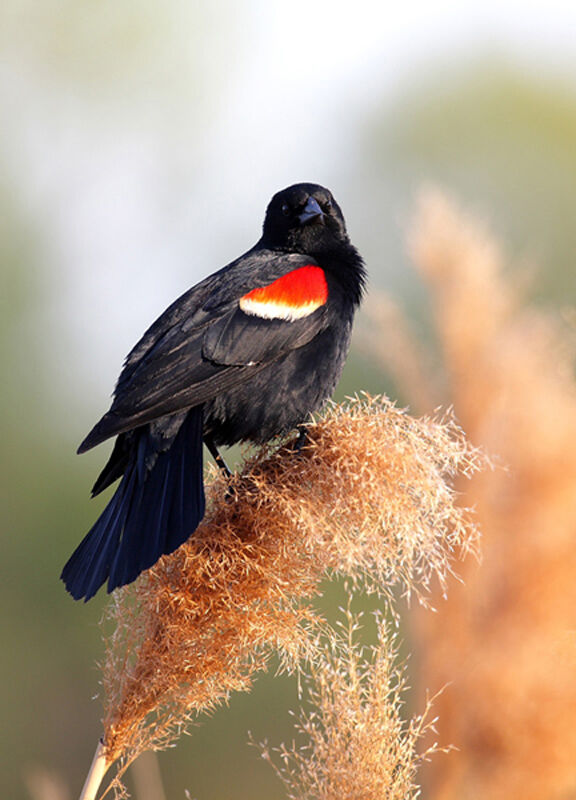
top-left (81, 396), bottom-right (480, 798)
top-left (260, 609), bottom-right (443, 800)
top-left (366, 191), bottom-right (576, 799)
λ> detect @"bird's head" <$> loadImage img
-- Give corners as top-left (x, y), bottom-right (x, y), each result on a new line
top-left (261, 183), bottom-right (349, 254)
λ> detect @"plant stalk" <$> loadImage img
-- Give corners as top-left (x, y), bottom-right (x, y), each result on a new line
top-left (78, 740), bottom-right (110, 800)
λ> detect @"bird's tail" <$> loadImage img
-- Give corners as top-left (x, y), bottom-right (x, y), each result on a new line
top-left (61, 408), bottom-right (206, 601)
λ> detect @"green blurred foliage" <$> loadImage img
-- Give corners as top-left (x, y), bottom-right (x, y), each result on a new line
top-left (0, 173), bottom-right (105, 794)
top-left (370, 60), bottom-right (576, 304)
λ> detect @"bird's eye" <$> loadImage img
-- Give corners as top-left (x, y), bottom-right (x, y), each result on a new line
top-left (324, 198), bottom-right (333, 211)
top-left (281, 202), bottom-right (291, 217)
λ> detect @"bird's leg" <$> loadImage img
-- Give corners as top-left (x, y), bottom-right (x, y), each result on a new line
top-left (204, 435), bottom-right (232, 478)
top-left (204, 436), bottom-right (238, 503)
top-left (292, 424), bottom-right (309, 452)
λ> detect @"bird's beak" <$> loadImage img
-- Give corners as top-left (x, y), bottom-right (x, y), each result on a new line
top-left (298, 196), bottom-right (324, 226)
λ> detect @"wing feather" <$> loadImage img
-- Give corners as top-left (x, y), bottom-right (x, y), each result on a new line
top-left (80, 251), bottom-right (327, 451)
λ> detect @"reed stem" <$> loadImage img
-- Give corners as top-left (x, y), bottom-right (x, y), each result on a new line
top-left (78, 740), bottom-right (110, 800)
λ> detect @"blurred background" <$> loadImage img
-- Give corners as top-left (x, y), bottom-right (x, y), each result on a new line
top-left (2, 1), bottom-right (576, 798)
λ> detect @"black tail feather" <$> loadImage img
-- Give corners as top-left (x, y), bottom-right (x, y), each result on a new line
top-left (61, 408), bottom-right (206, 601)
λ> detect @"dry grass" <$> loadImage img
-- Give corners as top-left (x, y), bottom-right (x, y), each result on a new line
top-left (91, 395), bottom-right (480, 796)
top-left (259, 609), bottom-right (443, 800)
top-left (358, 294), bottom-right (441, 414)
top-left (366, 191), bottom-right (576, 799)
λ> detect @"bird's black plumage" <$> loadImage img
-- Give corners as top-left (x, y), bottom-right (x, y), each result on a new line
top-left (62, 183), bottom-right (366, 600)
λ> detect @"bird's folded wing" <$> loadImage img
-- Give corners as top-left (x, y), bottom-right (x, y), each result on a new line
top-left (79, 253), bottom-right (328, 451)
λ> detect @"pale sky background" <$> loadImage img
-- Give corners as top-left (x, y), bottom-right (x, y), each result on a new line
top-left (2, 0), bottom-right (576, 420)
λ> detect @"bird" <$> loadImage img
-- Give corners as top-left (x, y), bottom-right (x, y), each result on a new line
top-left (61, 182), bottom-right (366, 601)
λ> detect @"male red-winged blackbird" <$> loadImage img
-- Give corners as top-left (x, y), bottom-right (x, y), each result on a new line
top-left (62, 183), bottom-right (366, 601)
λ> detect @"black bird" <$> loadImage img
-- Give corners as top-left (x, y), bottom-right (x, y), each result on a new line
top-left (62, 183), bottom-right (366, 600)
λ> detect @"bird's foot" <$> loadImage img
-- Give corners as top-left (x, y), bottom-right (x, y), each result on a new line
top-left (291, 424), bottom-right (310, 453)
top-left (204, 435), bottom-right (232, 478)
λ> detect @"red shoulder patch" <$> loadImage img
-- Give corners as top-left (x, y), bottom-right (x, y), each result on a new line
top-left (239, 265), bottom-right (328, 321)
